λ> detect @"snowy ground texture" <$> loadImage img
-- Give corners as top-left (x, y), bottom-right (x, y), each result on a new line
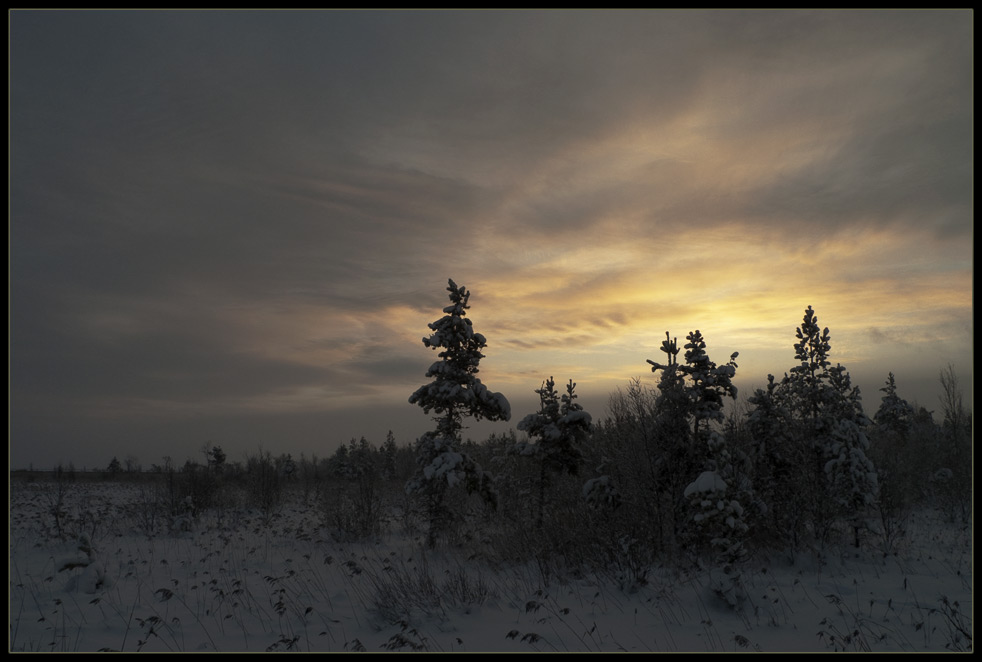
top-left (9, 479), bottom-right (972, 653)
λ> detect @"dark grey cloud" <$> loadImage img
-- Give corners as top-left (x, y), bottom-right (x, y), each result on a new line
top-left (13, 322), bottom-right (341, 405)
top-left (738, 112), bottom-right (972, 237)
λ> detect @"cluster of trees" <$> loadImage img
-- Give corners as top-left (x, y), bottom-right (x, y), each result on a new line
top-left (403, 281), bottom-right (972, 587)
top-left (68, 279), bottom-right (968, 591)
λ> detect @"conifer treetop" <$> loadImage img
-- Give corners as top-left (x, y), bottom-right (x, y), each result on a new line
top-left (791, 305), bottom-right (832, 379)
top-left (409, 279), bottom-right (510, 441)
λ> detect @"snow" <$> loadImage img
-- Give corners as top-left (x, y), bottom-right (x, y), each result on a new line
top-left (66, 561), bottom-right (108, 595)
top-left (489, 391), bottom-right (511, 420)
top-left (559, 410), bottom-right (592, 426)
top-left (422, 450), bottom-right (465, 487)
top-left (9, 478), bottom-right (973, 652)
top-left (684, 471), bottom-right (728, 498)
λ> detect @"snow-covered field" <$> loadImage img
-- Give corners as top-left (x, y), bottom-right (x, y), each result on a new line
top-left (9, 478), bottom-right (972, 653)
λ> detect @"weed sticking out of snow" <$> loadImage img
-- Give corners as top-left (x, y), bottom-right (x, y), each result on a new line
top-left (8, 478), bottom-right (972, 652)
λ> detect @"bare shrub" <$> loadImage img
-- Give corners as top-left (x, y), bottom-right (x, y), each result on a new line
top-left (246, 449), bottom-right (282, 524)
top-left (322, 478), bottom-right (386, 542)
top-left (355, 552), bottom-right (498, 624)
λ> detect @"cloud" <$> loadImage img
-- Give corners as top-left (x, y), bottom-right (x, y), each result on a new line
top-left (10, 10), bottom-right (973, 470)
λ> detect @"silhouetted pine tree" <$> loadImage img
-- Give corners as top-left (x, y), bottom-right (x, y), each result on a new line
top-left (677, 332), bottom-right (750, 578)
top-left (381, 430), bottom-right (398, 481)
top-left (758, 306), bottom-right (878, 549)
top-left (868, 373), bottom-right (918, 551)
top-left (407, 279), bottom-right (511, 547)
top-left (747, 374), bottom-right (810, 559)
top-left (648, 330), bottom-right (749, 563)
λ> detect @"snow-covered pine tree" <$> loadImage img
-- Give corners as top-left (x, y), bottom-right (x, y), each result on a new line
top-left (681, 330), bottom-right (739, 441)
top-left (650, 332), bottom-right (693, 451)
top-left (582, 469), bottom-right (621, 511)
top-left (874, 373), bottom-right (915, 436)
top-left (649, 330), bottom-right (750, 571)
top-left (678, 333), bottom-right (750, 570)
top-left (776, 306), bottom-right (835, 543)
top-left (789, 305), bottom-right (832, 425)
top-left (327, 442), bottom-right (353, 479)
top-left (514, 377), bottom-right (592, 529)
top-left (646, 332), bottom-right (699, 551)
top-left (407, 278), bottom-right (511, 547)
top-left (823, 363), bottom-right (878, 547)
top-left (780, 306), bottom-right (878, 547)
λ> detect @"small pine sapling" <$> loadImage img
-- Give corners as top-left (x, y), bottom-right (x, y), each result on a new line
top-left (514, 377), bottom-right (592, 529)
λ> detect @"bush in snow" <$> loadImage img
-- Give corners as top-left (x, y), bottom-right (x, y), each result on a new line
top-left (245, 449), bottom-right (283, 526)
top-left (683, 466), bottom-right (749, 608)
top-left (588, 379), bottom-right (677, 560)
top-left (59, 534), bottom-right (108, 595)
top-left (323, 437), bottom-right (387, 541)
top-left (583, 471), bottom-right (621, 511)
top-left (683, 469), bottom-right (746, 550)
top-left (407, 279), bottom-right (511, 548)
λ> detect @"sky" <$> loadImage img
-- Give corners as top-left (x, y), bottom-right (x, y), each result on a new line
top-left (9, 9), bottom-right (973, 471)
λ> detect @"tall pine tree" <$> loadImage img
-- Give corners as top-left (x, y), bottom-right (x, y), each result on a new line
top-left (407, 279), bottom-right (511, 547)
top-left (648, 330), bottom-right (749, 566)
top-left (756, 305), bottom-right (878, 549)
